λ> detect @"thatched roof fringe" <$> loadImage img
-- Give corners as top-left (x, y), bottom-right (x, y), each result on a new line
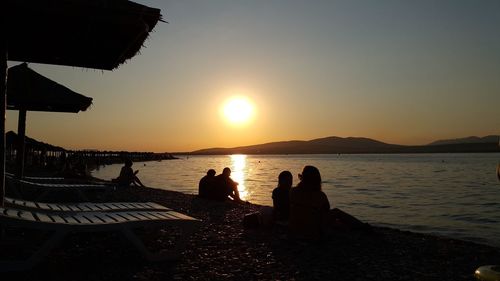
top-left (5, 0), bottom-right (162, 70)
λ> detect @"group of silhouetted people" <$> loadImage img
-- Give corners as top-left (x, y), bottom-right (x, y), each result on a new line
top-left (200, 165), bottom-right (371, 240)
top-left (198, 167), bottom-right (242, 202)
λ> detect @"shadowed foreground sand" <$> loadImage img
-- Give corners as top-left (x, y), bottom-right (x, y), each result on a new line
top-left (2, 186), bottom-right (499, 281)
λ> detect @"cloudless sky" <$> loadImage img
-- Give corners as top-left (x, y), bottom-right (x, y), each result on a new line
top-left (7, 0), bottom-right (500, 152)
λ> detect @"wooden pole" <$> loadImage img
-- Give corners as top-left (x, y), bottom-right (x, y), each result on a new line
top-left (0, 41), bottom-right (7, 207)
top-left (16, 108), bottom-right (26, 179)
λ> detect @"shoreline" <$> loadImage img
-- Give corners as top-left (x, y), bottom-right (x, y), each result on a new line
top-left (4, 185), bottom-right (499, 280)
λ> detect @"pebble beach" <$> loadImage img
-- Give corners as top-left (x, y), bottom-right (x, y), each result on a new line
top-left (2, 185), bottom-right (500, 281)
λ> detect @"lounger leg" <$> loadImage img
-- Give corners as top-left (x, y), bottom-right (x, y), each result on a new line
top-left (0, 229), bottom-right (68, 272)
top-left (120, 224), bottom-right (197, 262)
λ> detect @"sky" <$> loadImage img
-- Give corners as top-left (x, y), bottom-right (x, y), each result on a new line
top-left (6, 0), bottom-right (500, 152)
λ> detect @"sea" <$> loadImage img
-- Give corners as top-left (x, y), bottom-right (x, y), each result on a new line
top-left (92, 153), bottom-right (500, 248)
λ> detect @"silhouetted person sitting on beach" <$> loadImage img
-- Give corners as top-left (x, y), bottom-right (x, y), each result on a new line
top-left (213, 167), bottom-right (242, 202)
top-left (199, 169), bottom-right (216, 198)
top-left (272, 170), bottom-right (293, 222)
top-left (113, 159), bottom-right (145, 187)
top-left (289, 165), bottom-right (369, 240)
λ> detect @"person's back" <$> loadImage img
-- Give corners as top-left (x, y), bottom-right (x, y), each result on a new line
top-left (118, 165), bottom-right (134, 186)
top-left (114, 159), bottom-right (145, 187)
top-left (213, 174), bottom-right (234, 200)
top-left (289, 187), bottom-right (330, 239)
top-left (199, 169), bottom-right (216, 198)
top-left (213, 167), bottom-right (241, 201)
top-left (289, 166), bottom-right (330, 240)
top-left (272, 171), bottom-right (293, 221)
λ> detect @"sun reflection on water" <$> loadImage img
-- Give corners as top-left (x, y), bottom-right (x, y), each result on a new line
top-left (230, 154), bottom-right (248, 200)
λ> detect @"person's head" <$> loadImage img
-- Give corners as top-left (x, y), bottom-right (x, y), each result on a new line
top-left (298, 165), bottom-right (322, 191)
top-left (278, 171), bottom-right (293, 188)
top-left (207, 169), bottom-right (216, 177)
top-left (124, 159), bottom-right (133, 167)
top-left (222, 167), bottom-right (231, 177)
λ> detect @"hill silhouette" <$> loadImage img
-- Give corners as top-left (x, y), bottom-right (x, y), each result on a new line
top-left (190, 135), bottom-right (500, 155)
top-left (428, 135), bottom-right (500, 146)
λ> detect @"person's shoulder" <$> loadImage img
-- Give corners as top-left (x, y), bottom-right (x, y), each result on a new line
top-left (317, 190), bottom-right (330, 204)
top-left (289, 186), bottom-right (301, 197)
top-left (272, 187), bottom-right (279, 197)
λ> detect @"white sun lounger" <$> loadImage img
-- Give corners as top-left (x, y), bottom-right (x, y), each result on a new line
top-left (0, 206), bottom-right (201, 272)
top-left (4, 197), bottom-right (170, 212)
top-left (5, 172), bottom-right (65, 182)
top-left (6, 177), bottom-right (115, 201)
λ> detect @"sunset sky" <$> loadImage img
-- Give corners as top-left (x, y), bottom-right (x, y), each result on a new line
top-left (7, 0), bottom-right (500, 152)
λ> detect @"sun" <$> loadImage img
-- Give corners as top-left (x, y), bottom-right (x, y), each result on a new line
top-left (222, 97), bottom-right (255, 125)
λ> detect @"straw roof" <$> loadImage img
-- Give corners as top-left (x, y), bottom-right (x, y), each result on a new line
top-left (7, 63), bottom-right (92, 113)
top-left (4, 0), bottom-right (162, 70)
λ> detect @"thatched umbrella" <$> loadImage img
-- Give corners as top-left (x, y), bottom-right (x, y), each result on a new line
top-left (0, 0), bottom-right (162, 205)
top-left (7, 63), bottom-right (93, 178)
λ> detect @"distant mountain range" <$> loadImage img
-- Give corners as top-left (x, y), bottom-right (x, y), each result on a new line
top-left (189, 135), bottom-right (500, 155)
top-left (428, 135), bottom-right (500, 146)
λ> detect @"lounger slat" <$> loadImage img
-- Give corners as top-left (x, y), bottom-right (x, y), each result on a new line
top-left (61, 215), bottom-right (80, 224)
top-left (72, 204), bottom-right (86, 211)
top-left (24, 202), bottom-right (34, 208)
top-left (78, 204), bottom-right (95, 212)
top-left (155, 211), bottom-right (183, 220)
top-left (113, 212), bottom-right (136, 222)
top-left (104, 213), bottom-right (127, 223)
top-left (18, 210), bottom-right (36, 221)
top-left (35, 212), bottom-right (55, 223)
top-left (132, 211), bottom-right (159, 221)
top-left (56, 205), bottom-right (72, 212)
top-left (49, 214), bottom-right (66, 223)
top-left (85, 213), bottom-right (106, 223)
top-left (71, 213), bottom-right (94, 224)
top-left (147, 202), bottom-right (170, 210)
top-left (36, 203), bottom-right (52, 210)
top-left (128, 212), bottom-right (151, 220)
top-left (168, 211), bottom-right (199, 221)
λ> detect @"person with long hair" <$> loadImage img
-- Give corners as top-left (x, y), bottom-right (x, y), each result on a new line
top-left (289, 165), bottom-right (330, 239)
top-left (272, 170), bottom-right (293, 221)
top-left (289, 165), bottom-right (370, 240)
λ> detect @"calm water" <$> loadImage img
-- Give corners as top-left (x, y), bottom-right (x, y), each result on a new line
top-left (92, 153), bottom-right (500, 247)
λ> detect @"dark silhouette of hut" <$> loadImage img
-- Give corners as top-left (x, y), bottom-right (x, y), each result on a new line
top-left (6, 131), bottom-right (66, 172)
top-left (7, 63), bottom-right (92, 178)
top-left (0, 0), bottom-right (162, 205)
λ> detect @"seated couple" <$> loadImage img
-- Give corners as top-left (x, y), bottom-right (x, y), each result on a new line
top-left (198, 167), bottom-right (242, 202)
top-left (271, 166), bottom-right (371, 240)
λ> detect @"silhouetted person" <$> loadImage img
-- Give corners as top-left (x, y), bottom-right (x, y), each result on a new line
top-left (289, 165), bottom-right (369, 240)
top-left (214, 167), bottom-right (242, 202)
top-left (272, 170), bottom-right (292, 221)
top-left (199, 169), bottom-right (216, 198)
top-left (289, 165), bottom-right (330, 240)
top-left (113, 159), bottom-right (145, 187)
